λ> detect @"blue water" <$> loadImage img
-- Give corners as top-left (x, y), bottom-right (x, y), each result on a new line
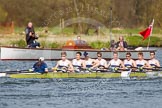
top-left (0, 48), bottom-right (162, 108)
top-left (0, 78), bottom-right (162, 108)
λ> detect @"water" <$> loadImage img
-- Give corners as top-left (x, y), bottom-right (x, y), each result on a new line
top-left (0, 48), bottom-right (162, 108)
top-left (0, 78), bottom-right (162, 108)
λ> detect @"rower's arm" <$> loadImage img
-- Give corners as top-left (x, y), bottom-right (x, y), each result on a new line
top-left (54, 61), bottom-right (59, 69)
top-left (132, 60), bottom-right (137, 67)
top-left (92, 60), bottom-right (100, 68)
top-left (68, 61), bottom-right (74, 72)
top-left (82, 60), bottom-right (86, 69)
top-left (92, 59), bottom-right (97, 68)
top-left (145, 61), bottom-right (151, 68)
top-left (104, 60), bottom-right (108, 68)
top-left (107, 61), bottom-right (111, 68)
top-left (44, 63), bottom-right (48, 72)
top-left (120, 61), bottom-right (125, 69)
top-left (156, 60), bottom-right (160, 67)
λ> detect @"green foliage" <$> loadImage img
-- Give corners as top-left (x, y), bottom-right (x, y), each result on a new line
top-left (38, 34), bottom-right (48, 38)
top-left (10, 39), bottom-right (26, 47)
top-left (126, 36), bottom-right (162, 47)
top-left (1, 0), bottom-right (162, 29)
top-left (40, 41), bottom-right (62, 48)
top-left (0, 5), bottom-right (8, 22)
top-left (89, 41), bottom-right (110, 49)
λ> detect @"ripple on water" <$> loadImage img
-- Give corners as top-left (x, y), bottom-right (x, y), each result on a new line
top-left (0, 76), bottom-right (162, 108)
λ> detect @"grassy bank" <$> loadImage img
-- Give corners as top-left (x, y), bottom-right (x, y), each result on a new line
top-left (126, 36), bottom-right (162, 47)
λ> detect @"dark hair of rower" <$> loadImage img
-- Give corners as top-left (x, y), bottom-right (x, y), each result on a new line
top-left (150, 51), bottom-right (155, 55)
top-left (138, 52), bottom-right (143, 56)
top-left (61, 51), bottom-right (67, 56)
top-left (76, 52), bottom-right (82, 56)
top-left (126, 52), bottom-right (131, 56)
top-left (113, 51), bottom-right (118, 55)
top-left (97, 52), bottom-right (102, 57)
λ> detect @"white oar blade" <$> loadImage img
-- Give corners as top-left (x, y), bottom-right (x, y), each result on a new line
top-left (158, 72), bottom-right (162, 77)
top-left (0, 73), bottom-right (7, 77)
top-left (121, 70), bottom-right (131, 77)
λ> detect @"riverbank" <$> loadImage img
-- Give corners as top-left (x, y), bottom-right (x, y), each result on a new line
top-left (0, 27), bottom-right (162, 48)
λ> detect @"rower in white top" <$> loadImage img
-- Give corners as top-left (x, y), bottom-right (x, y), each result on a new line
top-left (136, 52), bottom-right (151, 71)
top-left (148, 51), bottom-right (160, 68)
top-left (95, 52), bottom-right (108, 71)
top-left (72, 52), bottom-right (86, 72)
top-left (83, 51), bottom-right (97, 70)
top-left (108, 52), bottom-right (125, 72)
top-left (123, 52), bottom-right (136, 68)
top-left (54, 51), bottom-right (74, 72)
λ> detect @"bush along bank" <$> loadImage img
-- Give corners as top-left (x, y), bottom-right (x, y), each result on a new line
top-left (8, 36), bottom-right (162, 49)
top-left (125, 36), bottom-right (162, 47)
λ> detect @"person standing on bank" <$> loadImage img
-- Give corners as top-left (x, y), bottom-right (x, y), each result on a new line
top-left (25, 22), bottom-right (40, 48)
top-left (116, 36), bottom-right (128, 51)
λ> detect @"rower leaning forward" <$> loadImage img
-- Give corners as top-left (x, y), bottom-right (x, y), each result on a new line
top-left (54, 51), bottom-right (74, 72)
top-left (148, 51), bottom-right (160, 68)
top-left (72, 52), bottom-right (86, 73)
top-left (123, 52), bottom-right (136, 70)
top-left (83, 51), bottom-right (98, 72)
top-left (108, 52), bottom-right (125, 72)
top-left (136, 52), bottom-right (151, 71)
top-left (95, 52), bottom-right (108, 72)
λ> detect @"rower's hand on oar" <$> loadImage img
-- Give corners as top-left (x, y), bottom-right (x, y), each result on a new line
top-left (52, 67), bottom-right (57, 72)
top-left (137, 66), bottom-right (143, 70)
top-left (150, 66), bottom-right (160, 71)
top-left (114, 67), bottom-right (119, 71)
top-left (85, 68), bottom-right (93, 72)
top-left (110, 67), bottom-right (119, 72)
top-left (45, 68), bottom-right (48, 73)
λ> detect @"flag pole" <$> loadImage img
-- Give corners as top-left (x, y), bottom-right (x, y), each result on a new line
top-left (147, 35), bottom-right (151, 50)
top-left (109, 7), bottom-right (112, 43)
top-left (147, 19), bottom-right (154, 50)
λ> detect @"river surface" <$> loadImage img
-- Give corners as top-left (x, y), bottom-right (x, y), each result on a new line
top-left (0, 48), bottom-right (162, 108)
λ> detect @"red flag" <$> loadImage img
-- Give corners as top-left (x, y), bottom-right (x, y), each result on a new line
top-left (139, 20), bottom-right (154, 40)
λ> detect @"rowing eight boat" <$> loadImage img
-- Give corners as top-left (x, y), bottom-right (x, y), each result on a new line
top-left (1, 71), bottom-right (161, 79)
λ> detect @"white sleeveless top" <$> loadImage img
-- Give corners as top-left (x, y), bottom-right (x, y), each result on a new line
top-left (72, 59), bottom-right (83, 67)
top-left (58, 59), bottom-right (70, 67)
top-left (109, 59), bottom-right (121, 67)
top-left (124, 59), bottom-right (134, 67)
top-left (85, 59), bottom-right (94, 66)
top-left (96, 59), bottom-right (107, 66)
top-left (136, 60), bottom-right (147, 67)
top-left (148, 59), bottom-right (158, 66)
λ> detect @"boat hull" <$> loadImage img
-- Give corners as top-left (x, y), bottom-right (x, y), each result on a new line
top-left (0, 46), bottom-right (155, 60)
top-left (8, 72), bottom-right (161, 79)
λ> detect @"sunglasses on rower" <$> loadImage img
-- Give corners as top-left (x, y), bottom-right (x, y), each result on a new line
top-left (126, 55), bottom-right (130, 57)
top-left (97, 55), bottom-right (102, 57)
